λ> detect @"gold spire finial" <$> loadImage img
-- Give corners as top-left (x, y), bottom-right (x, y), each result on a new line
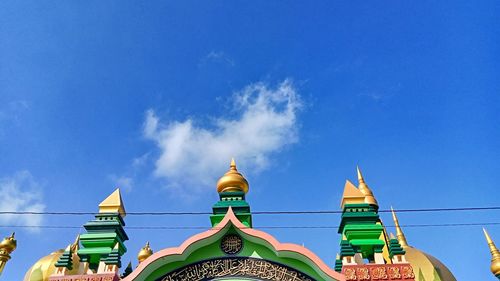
top-left (356, 166), bottom-right (378, 206)
top-left (357, 165), bottom-right (365, 183)
top-left (391, 207), bottom-right (409, 247)
top-left (216, 158), bottom-right (249, 193)
top-left (390, 233), bottom-right (396, 239)
top-left (71, 235), bottom-right (80, 252)
top-left (0, 232), bottom-right (17, 276)
top-left (483, 228), bottom-right (500, 277)
top-left (137, 241), bottom-right (153, 263)
top-left (0, 232), bottom-right (17, 254)
top-left (98, 188), bottom-right (126, 217)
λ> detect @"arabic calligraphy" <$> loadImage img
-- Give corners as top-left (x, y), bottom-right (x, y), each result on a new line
top-left (220, 234), bottom-right (243, 255)
top-left (157, 257), bottom-right (316, 281)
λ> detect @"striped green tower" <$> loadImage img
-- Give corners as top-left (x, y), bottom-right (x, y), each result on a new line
top-left (210, 159), bottom-right (252, 227)
top-left (338, 167), bottom-right (389, 265)
top-left (77, 189), bottom-right (128, 272)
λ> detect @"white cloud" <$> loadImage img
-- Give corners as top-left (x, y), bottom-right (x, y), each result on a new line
top-left (0, 171), bottom-right (45, 231)
top-left (108, 175), bottom-right (134, 192)
top-left (144, 79), bottom-right (302, 192)
top-left (199, 51), bottom-right (235, 67)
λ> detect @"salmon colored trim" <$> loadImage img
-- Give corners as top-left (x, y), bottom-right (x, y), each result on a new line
top-left (123, 207), bottom-right (345, 281)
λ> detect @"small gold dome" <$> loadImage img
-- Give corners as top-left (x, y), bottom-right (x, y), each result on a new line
top-left (216, 158), bottom-right (249, 194)
top-left (137, 242), bottom-right (153, 263)
top-left (0, 232), bottom-right (17, 253)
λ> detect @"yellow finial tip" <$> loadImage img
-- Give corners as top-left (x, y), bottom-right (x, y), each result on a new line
top-left (230, 158), bottom-right (236, 168)
top-left (390, 233), bottom-right (396, 239)
top-left (71, 234), bottom-right (80, 251)
top-left (484, 228), bottom-right (494, 243)
top-left (391, 206), bottom-right (397, 218)
top-left (357, 165), bottom-right (364, 183)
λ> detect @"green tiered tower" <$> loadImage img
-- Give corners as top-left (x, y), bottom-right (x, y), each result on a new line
top-left (210, 159), bottom-right (252, 227)
top-left (338, 167), bottom-right (389, 265)
top-left (77, 189), bottom-right (128, 272)
top-left (54, 237), bottom-right (79, 271)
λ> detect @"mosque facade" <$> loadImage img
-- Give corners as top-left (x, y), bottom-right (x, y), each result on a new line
top-left (2, 159), bottom-right (496, 280)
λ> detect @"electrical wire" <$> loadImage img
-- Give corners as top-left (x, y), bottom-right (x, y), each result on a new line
top-left (0, 206), bottom-right (499, 216)
top-left (1, 222), bottom-right (500, 230)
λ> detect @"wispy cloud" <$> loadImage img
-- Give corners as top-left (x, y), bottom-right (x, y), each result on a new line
top-left (144, 79), bottom-right (302, 193)
top-left (0, 171), bottom-right (45, 232)
top-left (199, 51), bottom-right (235, 67)
top-left (0, 100), bottom-right (30, 137)
top-left (108, 175), bottom-right (134, 192)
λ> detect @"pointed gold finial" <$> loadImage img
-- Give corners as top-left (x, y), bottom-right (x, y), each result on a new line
top-left (357, 165), bottom-right (365, 183)
top-left (216, 158), bottom-right (249, 193)
top-left (137, 241), bottom-right (153, 263)
top-left (0, 232), bottom-right (17, 253)
top-left (390, 233), bottom-right (396, 239)
top-left (391, 207), bottom-right (409, 247)
top-left (483, 228), bottom-right (500, 277)
top-left (356, 166), bottom-right (378, 206)
top-left (0, 232), bottom-right (17, 276)
top-left (99, 188), bottom-right (126, 217)
top-left (71, 235), bottom-right (80, 252)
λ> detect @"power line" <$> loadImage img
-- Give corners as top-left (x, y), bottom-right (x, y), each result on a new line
top-left (1, 222), bottom-right (500, 230)
top-left (0, 206), bottom-right (500, 216)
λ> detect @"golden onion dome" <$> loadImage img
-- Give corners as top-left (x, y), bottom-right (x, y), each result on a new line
top-left (403, 246), bottom-right (457, 281)
top-left (23, 246), bottom-right (80, 281)
top-left (216, 158), bottom-right (249, 194)
top-left (0, 232), bottom-right (17, 253)
top-left (137, 241), bottom-right (153, 263)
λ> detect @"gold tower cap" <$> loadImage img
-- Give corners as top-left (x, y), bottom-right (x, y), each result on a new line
top-left (99, 188), bottom-right (126, 217)
top-left (0, 232), bottom-right (17, 253)
top-left (137, 242), bottom-right (153, 263)
top-left (391, 207), bottom-right (409, 247)
top-left (483, 228), bottom-right (500, 276)
top-left (356, 166), bottom-right (378, 206)
top-left (216, 158), bottom-right (249, 193)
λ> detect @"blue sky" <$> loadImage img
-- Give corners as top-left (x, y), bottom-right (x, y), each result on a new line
top-left (1, 1), bottom-right (499, 280)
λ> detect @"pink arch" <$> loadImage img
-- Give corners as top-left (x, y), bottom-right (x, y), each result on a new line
top-left (123, 207), bottom-right (345, 281)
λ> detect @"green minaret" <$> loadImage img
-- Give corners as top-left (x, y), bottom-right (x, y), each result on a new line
top-left (77, 188), bottom-right (128, 272)
top-left (338, 167), bottom-right (387, 265)
top-left (211, 159), bottom-right (252, 227)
